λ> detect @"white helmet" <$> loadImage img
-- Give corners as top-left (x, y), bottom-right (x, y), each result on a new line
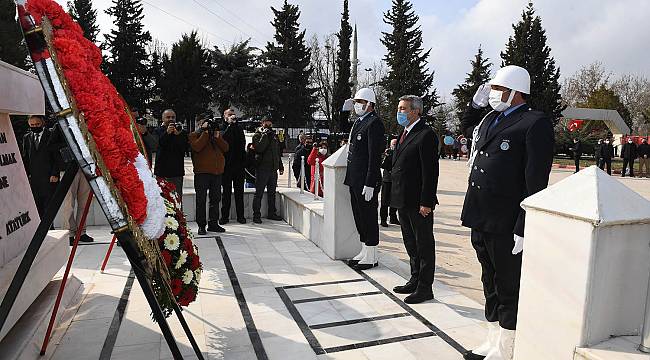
top-left (489, 65), bottom-right (530, 94)
top-left (353, 87), bottom-right (376, 104)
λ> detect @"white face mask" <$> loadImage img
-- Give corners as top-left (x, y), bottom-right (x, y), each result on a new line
top-left (319, 148), bottom-right (327, 155)
top-left (489, 89), bottom-right (516, 112)
top-left (354, 102), bottom-right (367, 116)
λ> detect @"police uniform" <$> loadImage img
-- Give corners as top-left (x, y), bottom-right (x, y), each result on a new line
top-left (460, 103), bottom-right (554, 330)
top-left (344, 111), bottom-right (385, 247)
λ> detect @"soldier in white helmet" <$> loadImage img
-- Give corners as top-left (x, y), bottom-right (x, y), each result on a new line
top-left (342, 88), bottom-right (386, 270)
top-left (460, 65), bottom-right (555, 360)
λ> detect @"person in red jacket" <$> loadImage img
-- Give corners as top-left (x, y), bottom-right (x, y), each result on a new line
top-left (307, 141), bottom-right (328, 196)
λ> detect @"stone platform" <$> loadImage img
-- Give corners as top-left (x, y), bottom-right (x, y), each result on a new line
top-left (28, 221), bottom-right (488, 360)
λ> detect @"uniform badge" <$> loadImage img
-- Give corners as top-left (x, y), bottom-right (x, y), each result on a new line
top-left (357, 134), bottom-right (362, 141)
top-left (500, 141), bottom-right (510, 151)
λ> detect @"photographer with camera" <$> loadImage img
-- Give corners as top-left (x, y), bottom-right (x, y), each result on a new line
top-left (189, 117), bottom-right (229, 235)
top-left (220, 108), bottom-right (247, 224)
top-left (252, 115), bottom-right (284, 224)
top-left (154, 109), bottom-right (188, 204)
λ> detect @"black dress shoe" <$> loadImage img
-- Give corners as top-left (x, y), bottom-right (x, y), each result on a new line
top-left (352, 262), bottom-right (378, 271)
top-left (237, 218), bottom-right (247, 224)
top-left (393, 282), bottom-right (418, 294)
top-left (267, 214), bottom-right (283, 221)
top-left (197, 227), bottom-right (207, 235)
top-left (462, 351), bottom-right (486, 360)
top-left (253, 217), bottom-right (262, 224)
top-left (219, 218), bottom-right (229, 225)
top-left (79, 234), bottom-right (94, 243)
top-left (380, 221), bottom-right (388, 227)
top-left (404, 291), bottom-right (434, 304)
top-left (207, 224), bottom-right (226, 233)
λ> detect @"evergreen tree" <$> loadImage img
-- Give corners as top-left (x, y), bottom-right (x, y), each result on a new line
top-left (332, 0), bottom-right (352, 132)
top-left (452, 45), bottom-right (492, 119)
top-left (160, 31), bottom-right (211, 131)
top-left (210, 40), bottom-right (257, 114)
top-left (381, 0), bottom-right (437, 130)
top-left (147, 40), bottom-right (165, 118)
top-left (0, 0), bottom-right (29, 70)
top-left (67, 0), bottom-right (100, 43)
top-left (103, 0), bottom-right (152, 109)
top-left (265, 0), bottom-right (316, 129)
top-left (501, 1), bottom-right (563, 123)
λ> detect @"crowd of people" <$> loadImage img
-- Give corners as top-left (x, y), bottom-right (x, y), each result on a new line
top-left (571, 137), bottom-right (650, 176)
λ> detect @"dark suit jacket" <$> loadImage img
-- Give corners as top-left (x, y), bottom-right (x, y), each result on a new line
top-left (381, 150), bottom-right (394, 183)
top-left (21, 128), bottom-right (61, 189)
top-left (344, 111), bottom-right (385, 191)
top-left (390, 120), bottom-right (439, 209)
top-left (460, 105), bottom-right (555, 236)
top-left (223, 122), bottom-right (246, 172)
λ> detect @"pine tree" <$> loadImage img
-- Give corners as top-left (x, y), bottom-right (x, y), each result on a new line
top-left (160, 31), bottom-right (211, 131)
top-left (332, 0), bottom-right (352, 132)
top-left (452, 46), bottom-right (492, 119)
top-left (265, 0), bottom-right (316, 129)
top-left (501, 2), bottom-right (563, 123)
top-left (0, 0), bottom-right (29, 70)
top-left (210, 40), bottom-right (257, 114)
top-left (103, 0), bottom-right (152, 109)
top-left (381, 0), bottom-right (437, 130)
top-left (147, 40), bottom-right (165, 118)
top-left (68, 0), bottom-right (99, 43)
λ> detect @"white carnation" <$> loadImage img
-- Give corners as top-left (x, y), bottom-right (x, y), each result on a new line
top-left (163, 233), bottom-right (180, 251)
top-left (182, 269), bottom-right (194, 284)
top-left (175, 250), bottom-right (188, 269)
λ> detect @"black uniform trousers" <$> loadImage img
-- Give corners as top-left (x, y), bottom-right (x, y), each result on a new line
top-left (398, 208), bottom-right (435, 292)
top-left (349, 186), bottom-right (380, 246)
top-left (380, 181), bottom-right (397, 222)
top-left (221, 169), bottom-right (245, 220)
top-left (574, 154), bottom-right (581, 173)
top-left (194, 173), bottom-right (222, 228)
top-left (471, 230), bottom-right (522, 330)
top-left (622, 158), bottom-right (635, 177)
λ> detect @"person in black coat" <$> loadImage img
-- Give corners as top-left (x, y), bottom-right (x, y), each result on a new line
top-left (293, 137), bottom-right (312, 189)
top-left (154, 109), bottom-right (188, 204)
top-left (344, 88), bottom-right (385, 271)
top-left (601, 138), bottom-right (614, 175)
top-left (390, 95), bottom-right (439, 304)
top-left (569, 138), bottom-right (582, 173)
top-left (460, 66), bottom-right (554, 360)
top-left (594, 139), bottom-right (604, 169)
top-left (638, 138), bottom-right (650, 178)
top-left (21, 115), bottom-right (61, 217)
top-left (621, 138), bottom-right (637, 177)
top-left (220, 109), bottom-right (247, 224)
top-left (380, 138), bottom-right (399, 227)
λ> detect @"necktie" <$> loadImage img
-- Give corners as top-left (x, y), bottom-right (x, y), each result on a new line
top-left (35, 134), bottom-right (41, 150)
top-left (399, 130), bottom-right (408, 144)
top-left (487, 113), bottom-right (503, 137)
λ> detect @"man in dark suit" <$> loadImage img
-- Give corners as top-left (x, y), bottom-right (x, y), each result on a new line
top-left (380, 138), bottom-right (399, 227)
top-left (220, 108), bottom-right (247, 224)
top-left (570, 138), bottom-right (582, 173)
top-left (21, 115), bottom-right (61, 217)
top-left (621, 137), bottom-right (637, 177)
top-left (343, 87), bottom-right (385, 271)
top-left (390, 95), bottom-right (439, 304)
top-left (460, 66), bottom-right (554, 360)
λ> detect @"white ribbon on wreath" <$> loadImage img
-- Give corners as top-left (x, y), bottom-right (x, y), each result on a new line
top-left (134, 153), bottom-right (166, 239)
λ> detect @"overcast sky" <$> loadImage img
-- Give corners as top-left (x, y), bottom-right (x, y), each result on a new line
top-left (53, 0), bottom-right (650, 100)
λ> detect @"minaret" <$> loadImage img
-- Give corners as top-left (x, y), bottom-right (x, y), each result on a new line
top-left (351, 24), bottom-right (358, 94)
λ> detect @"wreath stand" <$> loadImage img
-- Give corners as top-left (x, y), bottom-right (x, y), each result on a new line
top-left (0, 8), bottom-right (204, 359)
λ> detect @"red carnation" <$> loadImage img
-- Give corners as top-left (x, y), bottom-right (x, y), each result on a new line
top-left (161, 250), bottom-right (172, 266)
top-left (170, 279), bottom-right (183, 296)
top-left (191, 255), bottom-right (200, 271)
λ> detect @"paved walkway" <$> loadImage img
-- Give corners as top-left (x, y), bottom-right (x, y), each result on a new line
top-left (41, 221), bottom-right (488, 360)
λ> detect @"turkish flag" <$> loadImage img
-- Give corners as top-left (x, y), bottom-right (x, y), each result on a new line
top-left (567, 120), bottom-right (584, 132)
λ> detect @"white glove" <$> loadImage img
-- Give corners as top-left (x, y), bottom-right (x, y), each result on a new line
top-left (361, 186), bottom-right (374, 202)
top-left (342, 98), bottom-right (354, 112)
top-left (472, 83), bottom-right (491, 108)
top-left (512, 234), bottom-right (524, 255)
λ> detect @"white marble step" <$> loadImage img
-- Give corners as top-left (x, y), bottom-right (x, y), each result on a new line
top-left (575, 336), bottom-right (650, 360)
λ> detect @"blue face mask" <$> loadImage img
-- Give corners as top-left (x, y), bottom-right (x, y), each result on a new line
top-left (396, 112), bottom-right (409, 127)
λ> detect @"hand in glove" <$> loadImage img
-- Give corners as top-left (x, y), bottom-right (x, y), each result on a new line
top-left (472, 83), bottom-right (491, 108)
top-left (342, 98), bottom-right (355, 112)
top-left (361, 186), bottom-right (374, 202)
top-left (512, 234), bottom-right (524, 255)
